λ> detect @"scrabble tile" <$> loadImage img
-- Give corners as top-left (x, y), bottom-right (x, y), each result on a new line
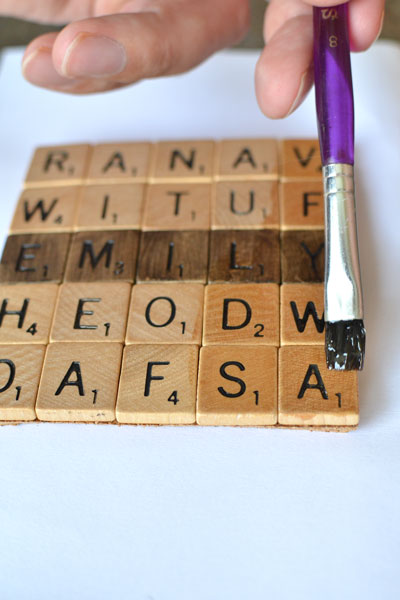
top-left (126, 283), bottom-right (204, 344)
top-left (86, 142), bottom-right (153, 183)
top-left (281, 231), bottom-right (325, 283)
top-left (0, 283), bottom-right (58, 344)
top-left (281, 284), bottom-right (325, 345)
top-left (280, 181), bottom-right (324, 230)
top-left (137, 231), bottom-right (209, 282)
top-left (208, 230), bottom-right (280, 283)
top-left (197, 345), bottom-right (277, 426)
top-left (0, 344), bottom-right (45, 421)
top-left (203, 284), bottom-right (279, 346)
top-left (24, 144), bottom-right (91, 187)
top-left (0, 233), bottom-right (71, 283)
top-left (215, 138), bottom-right (278, 180)
top-left (116, 344), bottom-right (198, 424)
top-left (151, 140), bottom-right (214, 181)
top-left (279, 345), bottom-right (359, 427)
top-left (280, 139), bottom-right (322, 181)
top-left (36, 342), bottom-right (123, 422)
top-left (64, 230), bottom-right (139, 283)
top-left (75, 184), bottom-right (145, 230)
top-left (51, 282), bottom-right (131, 342)
top-left (10, 186), bottom-right (80, 234)
top-left (212, 180), bottom-right (279, 230)
top-left (142, 183), bottom-right (211, 231)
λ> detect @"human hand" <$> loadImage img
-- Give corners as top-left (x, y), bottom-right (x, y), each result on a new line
top-left (3, 0), bottom-right (249, 94)
top-left (256, 0), bottom-right (385, 118)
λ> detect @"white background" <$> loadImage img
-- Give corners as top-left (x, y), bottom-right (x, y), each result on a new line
top-left (0, 43), bottom-right (399, 600)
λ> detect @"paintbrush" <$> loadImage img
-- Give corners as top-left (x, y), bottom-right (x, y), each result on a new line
top-left (313, 3), bottom-right (366, 370)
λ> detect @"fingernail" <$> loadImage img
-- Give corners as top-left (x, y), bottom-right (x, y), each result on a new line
top-left (284, 70), bottom-right (310, 117)
top-left (374, 10), bottom-right (385, 44)
top-left (22, 47), bottom-right (76, 88)
top-left (62, 33), bottom-right (127, 78)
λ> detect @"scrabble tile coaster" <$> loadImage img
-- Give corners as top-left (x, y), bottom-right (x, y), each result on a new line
top-left (86, 142), bottom-right (153, 183)
top-left (24, 144), bottom-right (92, 188)
top-left (76, 184), bottom-right (145, 230)
top-left (142, 183), bottom-right (211, 231)
top-left (280, 284), bottom-right (325, 345)
top-left (215, 139), bottom-right (278, 180)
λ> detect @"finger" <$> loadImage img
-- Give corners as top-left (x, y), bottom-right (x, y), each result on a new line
top-left (22, 33), bottom-right (79, 90)
top-left (265, 0), bottom-right (385, 50)
top-left (22, 0), bottom-right (250, 93)
top-left (256, 15), bottom-right (314, 119)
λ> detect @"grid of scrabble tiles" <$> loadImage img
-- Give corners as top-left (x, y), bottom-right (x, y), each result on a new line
top-left (0, 139), bottom-right (359, 429)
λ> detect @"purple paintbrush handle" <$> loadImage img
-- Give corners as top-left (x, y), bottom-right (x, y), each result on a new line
top-left (313, 4), bottom-right (354, 166)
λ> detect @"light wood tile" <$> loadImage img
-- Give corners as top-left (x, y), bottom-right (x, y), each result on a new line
top-left (86, 142), bottom-right (153, 183)
top-left (151, 140), bottom-right (215, 181)
top-left (0, 344), bottom-right (45, 421)
top-left (279, 345), bottom-right (359, 426)
top-left (215, 138), bottom-right (278, 180)
top-left (281, 284), bottom-right (325, 345)
top-left (208, 230), bottom-right (280, 283)
top-left (212, 180), bottom-right (279, 230)
top-left (126, 283), bottom-right (204, 344)
top-left (24, 144), bottom-right (91, 188)
top-left (0, 283), bottom-right (58, 344)
top-left (203, 283), bottom-right (279, 346)
top-left (51, 282), bottom-right (131, 342)
top-left (116, 344), bottom-right (198, 424)
top-left (76, 184), bottom-right (144, 230)
top-left (142, 183), bottom-right (211, 230)
top-left (64, 230), bottom-right (139, 283)
top-left (197, 345), bottom-right (277, 426)
top-left (281, 231), bottom-right (325, 283)
top-left (137, 231), bottom-right (209, 282)
top-left (10, 186), bottom-right (80, 233)
top-left (280, 139), bottom-right (322, 181)
top-left (36, 342), bottom-right (123, 422)
top-left (280, 181), bottom-right (324, 230)
top-left (0, 233), bottom-right (71, 284)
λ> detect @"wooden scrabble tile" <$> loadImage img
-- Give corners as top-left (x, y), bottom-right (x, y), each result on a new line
top-left (126, 283), bottom-right (204, 344)
top-left (116, 344), bottom-right (198, 424)
top-left (281, 231), bottom-right (325, 283)
top-left (280, 139), bottom-right (322, 181)
top-left (281, 284), bottom-right (325, 345)
top-left (36, 342), bottom-right (123, 422)
top-left (10, 186), bottom-right (80, 234)
top-left (51, 282), bottom-right (131, 342)
top-left (279, 345), bottom-right (359, 427)
top-left (142, 183), bottom-right (211, 231)
top-left (75, 184), bottom-right (145, 230)
top-left (280, 181), bottom-right (324, 230)
top-left (212, 181), bottom-right (279, 230)
top-left (203, 284), bottom-right (279, 346)
top-left (64, 230), bottom-right (139, 283)
top-left (137, 231), bottom-right (209, 282)
top-left (197, 345), bottom-right (277, 426)
top-left (24, 144), bottom-right (91, 187)
top-left (0, 283), bottom-right (58, 344)
top-left (215, 138), bottom-right (278, 180)
top-left (151, 140), bottom-right (214, 181)
top-left (86, 142), bottom-right (153, 183)
top-left (0, 344), bottom-right (45, 421)
top-left (0, 233), bottom-right (71, 283)
top-left (208, 230), bottom-right (280, 283)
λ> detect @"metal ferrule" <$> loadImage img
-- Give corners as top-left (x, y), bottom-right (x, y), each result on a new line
top-left (324, 163), bottom-right (363, 322)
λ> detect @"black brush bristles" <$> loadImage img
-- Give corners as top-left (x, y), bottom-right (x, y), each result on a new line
top-left (325, 320), bottom-right (366, 371)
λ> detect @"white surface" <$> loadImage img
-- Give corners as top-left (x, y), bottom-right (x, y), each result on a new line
top-left (0, 43), bottom-right (400, 600)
